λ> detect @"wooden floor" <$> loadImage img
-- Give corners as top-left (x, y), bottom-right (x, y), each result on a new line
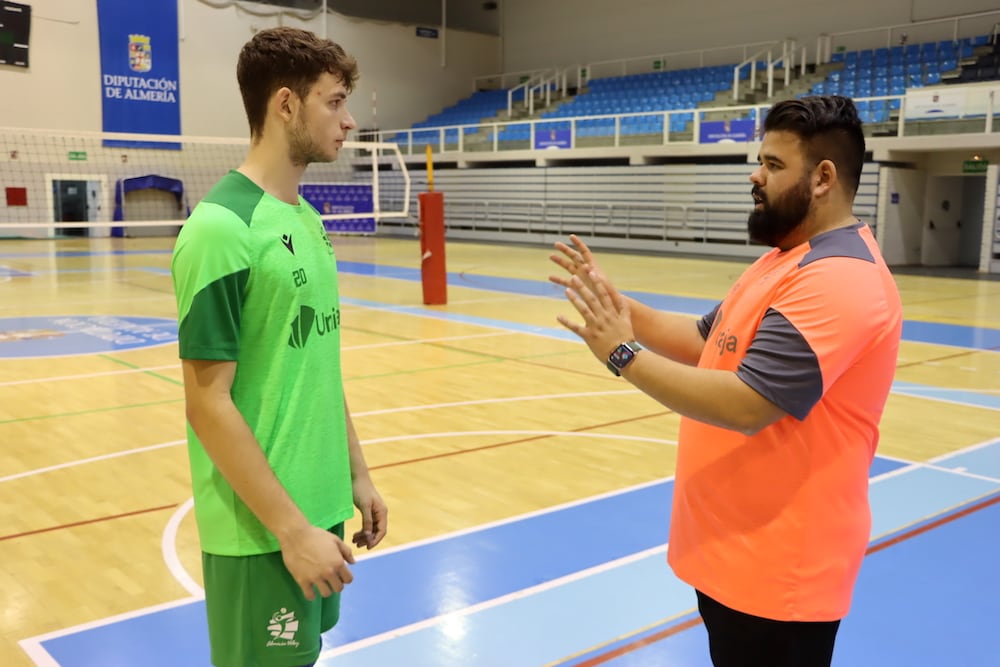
top-left (1, 235), bottom-right (998, 666)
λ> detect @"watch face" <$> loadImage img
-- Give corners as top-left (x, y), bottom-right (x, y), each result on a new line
top-left (609, 343), bottom-right (636, 369)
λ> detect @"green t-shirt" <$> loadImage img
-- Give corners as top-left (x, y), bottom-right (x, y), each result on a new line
top-left (171, 170), bottom-right (353, 556)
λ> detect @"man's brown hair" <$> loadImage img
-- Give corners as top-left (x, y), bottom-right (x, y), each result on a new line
top-left (236, 27), bottom-right (359, 139)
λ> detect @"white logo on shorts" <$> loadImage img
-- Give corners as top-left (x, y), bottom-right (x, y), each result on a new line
top-left (266, 608), bottom-right (301, 648)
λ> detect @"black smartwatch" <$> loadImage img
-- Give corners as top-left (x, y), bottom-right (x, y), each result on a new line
top-left (606, 341), bottom-right (643, 376)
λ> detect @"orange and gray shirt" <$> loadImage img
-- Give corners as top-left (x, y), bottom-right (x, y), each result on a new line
top-left (667, 222), bottom-right (902, 621)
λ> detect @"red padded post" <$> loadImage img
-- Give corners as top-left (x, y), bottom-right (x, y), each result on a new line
top-left (418, 191), bottom-right (447, 305)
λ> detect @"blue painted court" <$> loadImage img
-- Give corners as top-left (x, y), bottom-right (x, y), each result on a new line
top-left (15, 255), bottom-right (1000, 666)
top-left (26, 448), bottom-right (1000, 666)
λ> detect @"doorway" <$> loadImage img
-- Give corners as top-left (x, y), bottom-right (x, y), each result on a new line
top-left (45, 174), bottom-right (110, 238)
top-left (921, 174), bottom-right (987, 268)
top-left (52, 180), bottom-right (87, 236)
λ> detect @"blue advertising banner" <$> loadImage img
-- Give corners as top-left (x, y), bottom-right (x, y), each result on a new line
top-left (97, 0), bottom-right (180, 148)
top-left (300, 183), bottom-right (376, 234)
top-left (534, 128), bottom-right (571, 149)
top-left (699, 119), bottom-right (756, 144)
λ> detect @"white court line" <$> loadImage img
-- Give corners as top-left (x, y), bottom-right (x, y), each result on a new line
top-left (36, 472), bottom-right (676, 660)
top-left (17, 639), bottom-right (58, 667)
top-left (0, 390), bottom-right (645, 483)
top-left (0, 294), bottom-right (173, 312)
top-left (941, 387), bottom-right (1000, 395)
top-left (159, 431), bottom-right (1000, 609)
top-left (319, 544), bottom-right (669, 661)
top-left (893, 385), bottom-right (1000, 408)
top-left (355, 389), bottom-right (640, 417)
top-left (0, 440), bottom-right (185, 484)
top-left (0, 332), bottom-right (510, 389)
top-left (318, 439), bottom-right (1000, 662)
top-left (0, 333), bottom-right (512, 389)
top-left (446, 295), bottom-right (549, 305)
top-left (863, 460), bottom-right (1000, 486)
top-left (24, 436), bottom-right (1000, 660)
top-left (161, 498), bottom-right (202, 598)
top-left (0, 364), bottom-right (178, 388)
top-left (0, 340), bottom-right (180, 361)
top-left (363, 430), bottom-right (676, 447)
top-left (343, 331), bottom-right (515, 350)
top-left (159, 431), bottom-right (679, 596)
top-left (928, 436), bottom-right (1000, 463)
top-left (18, 596), bottom-right (202, 666)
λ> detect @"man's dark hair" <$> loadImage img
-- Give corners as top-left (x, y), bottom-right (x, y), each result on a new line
top-left (763, 96), bottom-right (865, 196)
top-left (237, 27), bottom-right (359, 139)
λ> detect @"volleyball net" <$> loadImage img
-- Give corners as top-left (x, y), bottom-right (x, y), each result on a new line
top-left (0, 127), bottom-right (411, 239)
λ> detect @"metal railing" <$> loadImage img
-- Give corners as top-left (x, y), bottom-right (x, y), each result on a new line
top-left (818, 8), bottom-right (1000, 62)
top-left (732, 40), bottom-right (804, 102)
top-left (380, 197), bottom-right (758, 245)
top-left (379, 84), bottom-right (1000, 156)
top-left (507, 70), bottom-right (561, 117)
top-left (582, 39), bottom-right (781, 80)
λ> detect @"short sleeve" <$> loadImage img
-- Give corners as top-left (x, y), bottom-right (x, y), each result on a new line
top-left (171, 203), bottom-right (251, 360)
top-left (738, 255), bottom-right (896, 419)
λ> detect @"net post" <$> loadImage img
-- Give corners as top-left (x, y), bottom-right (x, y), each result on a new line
top-left (419, 146), bottom-right (446, 305)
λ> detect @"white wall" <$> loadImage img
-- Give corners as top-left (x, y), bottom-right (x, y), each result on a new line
top-left (0, 0), bottom-right (499, 137)
top-left (327, 13), bottom-right (499, 133)
top-left (988, 165), bottom-right (1000, 273)
top-left (500, 0), bottom-right (1000, 72)
top-left (879, 167), bottom-right (925, 266)
top-left (0, 0), bottom-right (103, 132)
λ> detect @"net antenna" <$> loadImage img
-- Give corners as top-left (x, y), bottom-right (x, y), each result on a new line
top-left (302, 139), bottom-right (411, 234)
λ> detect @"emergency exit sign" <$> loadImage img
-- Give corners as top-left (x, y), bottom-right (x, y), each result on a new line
top-left (963, 159), bottom-right (988, 174)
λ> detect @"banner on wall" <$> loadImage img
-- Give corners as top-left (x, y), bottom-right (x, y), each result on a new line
top-left (97, 0), bottom-right (180, 148)
top-left (534, 128), bottom-right (571, 149)
top-left (699, 119), bottom-right (756, 143)
top-left (300, 184), bottom-right (376, 234)
top-left (903, 89), bottom-right (966, 120)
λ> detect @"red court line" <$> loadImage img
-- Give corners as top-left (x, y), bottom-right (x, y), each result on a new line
top-left (574, 617), bottom-right (703, 667)
top-left (866, 491), bottom-right (1000, 555)
top-left (0, 503), bottom-right (179, 542)
top-left (569, 490), bottom-right (1000, 666)
top-left (1, 413), bottom-right (671, 539)
top-left (370, 410), bottom-right (671, 471)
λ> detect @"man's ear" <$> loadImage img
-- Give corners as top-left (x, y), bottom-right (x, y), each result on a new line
top-left (813, 159), bottom-right (837, 199)
top-left (272, 86), bottom-right (296, 124)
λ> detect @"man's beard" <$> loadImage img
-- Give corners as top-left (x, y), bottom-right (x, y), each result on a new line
top-left (747, 177), bottom-right (812, 247)
top-left (287, 113), bottom-right (333, 166)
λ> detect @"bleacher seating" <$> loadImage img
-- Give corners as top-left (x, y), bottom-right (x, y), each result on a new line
top-left (393, 34), bottom-right (996, 146)
top-left (396, 89), bottom-right (520, 145)
top-left (812, 35), bottom-right (995, 124)
top-left (499, 65), bottom-right (746, 141)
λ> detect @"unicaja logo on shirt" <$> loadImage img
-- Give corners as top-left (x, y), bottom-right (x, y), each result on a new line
top-left (714, 326), bottom-right (738, 356)
top-left (266, 608), bottom-right (300, 648)
top-left (288, 305), bottom-right (341, 349)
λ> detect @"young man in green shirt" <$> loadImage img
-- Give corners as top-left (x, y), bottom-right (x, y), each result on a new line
top-left (171, 27), bottom-right (387, 667)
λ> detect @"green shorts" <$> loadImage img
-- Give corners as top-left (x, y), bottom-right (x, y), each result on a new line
top-left (202, 524), bottom-right (344, 667)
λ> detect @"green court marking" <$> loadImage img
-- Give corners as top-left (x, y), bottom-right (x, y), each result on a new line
top-left (99, 354), bottom-right (183, 386)
top-left (345, 326), bottom-right (508, 363)
top-left (0, 398), bottom-right (184, 425)
top-left (348, 358), bottom-right (500, 382)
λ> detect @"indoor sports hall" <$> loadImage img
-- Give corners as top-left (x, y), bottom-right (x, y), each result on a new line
top-left (2, 2), bottom-right (999, 666)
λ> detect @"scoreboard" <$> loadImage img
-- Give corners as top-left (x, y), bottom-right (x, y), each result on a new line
top-left (0, 1), bottom-right (30, 68)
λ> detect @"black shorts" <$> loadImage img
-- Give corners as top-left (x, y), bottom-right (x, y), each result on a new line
top-left (696, 590), bottom-right (841, 667)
